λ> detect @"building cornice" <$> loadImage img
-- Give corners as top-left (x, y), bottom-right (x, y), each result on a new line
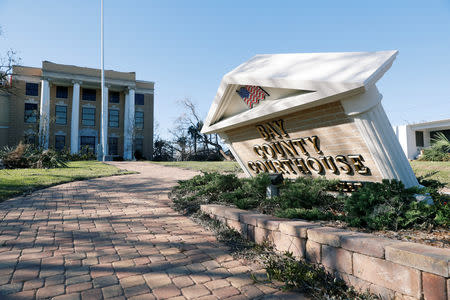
top-left (42, 70), bottom-right (136, 88)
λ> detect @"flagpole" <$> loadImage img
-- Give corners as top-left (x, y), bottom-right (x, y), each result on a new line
top-left (100, 0), bottom-right (105, 161)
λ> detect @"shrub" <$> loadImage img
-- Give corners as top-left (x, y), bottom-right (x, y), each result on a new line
top-left (221, 173), bottom-right (271, 210)
top-left (172, 172), bottom-right (242, 214)
top-left (274, 207), bottom-right (340, 221)
top-left (59, 146), bottom-right (96, 161)
top-left (419, 132), bottom-right (450, 161)
top-left (264, 252), bottom-right (378, 299)
top-left (344, 180), bottom-right (414, 230)
top-left (0, 142), bottom-right (67, 169)
top-left (33, 149), bottom-right (68, 169)
top-left (0, 142), bottom-right (30, 168)
top-left (344, 179), bottom-right (450, 230)
top-left (171, 172), bottom-right (449, 231)
top-left (260, 177), bottom-right (344, 217)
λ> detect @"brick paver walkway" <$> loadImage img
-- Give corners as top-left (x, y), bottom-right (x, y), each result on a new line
top-left (0, 162), bottom-right (306, 300)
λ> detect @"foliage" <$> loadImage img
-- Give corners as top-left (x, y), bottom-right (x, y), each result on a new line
top-left (274, 207), bottom-right (340, 221)
top-left (275, 177), bottom-right (341, 210)
top-left (222, 173), bottom-right (271, 210)
top-left (345, 179), bottom-right (450, 230)
top-left (419, 132), bottom-right (450, 161)
top-left (172, 172), bottom-right (449, 231)
top-left (172, 172), bottom-right (242, 214)
top-left (134, 150), bottom-right (145, 161)
top-left (59, 146), bottom-right (96, 161)
top-left (264, 252), bottom-right (378, 299)
top-left (153, 138), bottom-right (173, 161)
top-left (0, 142), bottom-right (68, 169)
top-left (0, 161), bottom-right (131, 201)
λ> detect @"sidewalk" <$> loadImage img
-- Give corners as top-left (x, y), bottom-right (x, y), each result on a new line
top-left (0, 162), bottom-right (306, 299)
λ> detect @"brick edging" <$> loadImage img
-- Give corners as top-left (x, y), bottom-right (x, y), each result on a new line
top-left (200, 204), bottom-right (450, 300)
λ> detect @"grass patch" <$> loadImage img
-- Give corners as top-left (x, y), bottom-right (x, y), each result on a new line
top-left (410, 161), bottom-right (450, 187)
top-left (0, 161), bottom-right (132, 201)
top-left (149, 161), bottom-right (242, 173)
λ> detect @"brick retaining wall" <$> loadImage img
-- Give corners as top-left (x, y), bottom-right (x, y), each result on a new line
top-left (200, 204), bottom-right (450, 300)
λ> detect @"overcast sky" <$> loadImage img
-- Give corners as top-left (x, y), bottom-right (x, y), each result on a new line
top-left (1, 0), bottom-right (449, 138)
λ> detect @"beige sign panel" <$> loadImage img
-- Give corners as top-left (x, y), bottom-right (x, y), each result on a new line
top-left (202, 51), bottom-right (419, 188)
top-left (226, 101), bottom-right (383, 183)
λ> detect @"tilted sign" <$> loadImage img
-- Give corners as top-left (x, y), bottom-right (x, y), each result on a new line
top-left (202, 51), bottom-right (418, 188)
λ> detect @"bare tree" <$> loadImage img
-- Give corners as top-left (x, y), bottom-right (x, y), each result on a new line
top-left (0, 26), bottom-right (21, 95)
top-left (178, 98), bottom-right (231, 160)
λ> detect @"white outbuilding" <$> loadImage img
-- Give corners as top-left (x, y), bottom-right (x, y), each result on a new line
top-left (393, 119), bottom-right (450, 160)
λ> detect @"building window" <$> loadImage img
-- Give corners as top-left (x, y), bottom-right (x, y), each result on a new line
top-left (55, 135), bottom-right (65, 151)
top-left (24, 103), bottom-right (38, 123)
top-left (134, 137), bottom-right (144, 153)
top-left (108, 137), bottom-right (118, 155)
top-left (415, 131), bottom-right (424, 147)
top-left (109, 91), bottom-right (120, 103)
top-left (25, 83), bottom-right (39, 96)
top-left (80, 136), bottom-right (96, 153)
top-left (431, 129), bottom-right (450, 142)
top-left (55, 105), bottom-right (67, 125)
top-left (56, 86), bottom-right (68, 99)
top-left (108, 109), bottom-right (119, 128)
top-left (82, 88), bottom-right (96, 101)
top-left (135, 111), bottom-right (144, 129)
top-left (82, 107), bottom-right (95, 126)
top-left (135, 93), bottom-right (144, 105)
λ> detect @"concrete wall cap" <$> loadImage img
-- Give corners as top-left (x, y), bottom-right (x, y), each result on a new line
top-left (385, 242), bottom-right (450, 277)
top-left (221, 207), bottom-right (249, 221)
top-left (340, 233), bottom-right (398, 259)
top-left (279, 221), bottom-right (320, 238)
top-left (307, 226), bottom-right (357, 247)
top-left (239, 213), bottom-right (272, 226)
top-left (256, 218), bottom-right (285, 231)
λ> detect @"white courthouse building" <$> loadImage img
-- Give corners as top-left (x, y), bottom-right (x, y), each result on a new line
top-left (394, 119), bottom-right (450, 160)
top-left (0, 61), bottom-right (155, 160)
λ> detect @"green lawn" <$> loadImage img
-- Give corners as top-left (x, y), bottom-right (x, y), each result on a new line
top-left (149, 161), bottom-right (242, 173)
top-left (0, 161), bottom-right (132, 202)
top-left (410, 161), bottom-right (450, 187)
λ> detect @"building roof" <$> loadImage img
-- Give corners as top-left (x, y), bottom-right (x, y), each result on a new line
top-left (406, 118), bottom-right (450, 130)
top-left (202, 51), bottom-right (398, 134)
top-left (12, 62), bottom-right (154, 89)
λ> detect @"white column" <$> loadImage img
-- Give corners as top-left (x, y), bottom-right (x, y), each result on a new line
top-left (341, 85), bottom-right (419, 188)
top-left (100, 85), bottom-right (109, 159)
top-left (39, 79), bottom-right (50, 149)
top-left (353, 104), bottom-right (419, 188)
top-left (70, 81), bottom-right (81, 154)
top-left (124, 88), bottom-right (135, 160)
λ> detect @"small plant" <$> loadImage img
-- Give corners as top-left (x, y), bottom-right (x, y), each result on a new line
top-left (221, 173), bottom-right (271, 210)
top-left (344, 180), bottom-right (414, 230)
top-left (264, 252), bottom-right (379, 299)
top-left (277, 177), bottom-right (339, 210)
top-left (60, 146), bottom-right (96, 161)
top-left (345, 179), bottom-right (450, 230)
top-left (274, 207), bottom-right (340, 221)
top-left (0, 142), bottom-right (68, 169)
top-left (420, 132), bottom-right (450, 161)
top-left (172, 172), bottom-right (242, 214)
top-left (171, 172), bottom-right (449, 231)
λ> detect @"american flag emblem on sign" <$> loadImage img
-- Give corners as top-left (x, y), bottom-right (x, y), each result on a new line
top-left (236, 86), bottom-right (269, 108)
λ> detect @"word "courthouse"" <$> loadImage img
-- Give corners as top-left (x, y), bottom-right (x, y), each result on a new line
top-left (247, 119), bottom-right (371, 176)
